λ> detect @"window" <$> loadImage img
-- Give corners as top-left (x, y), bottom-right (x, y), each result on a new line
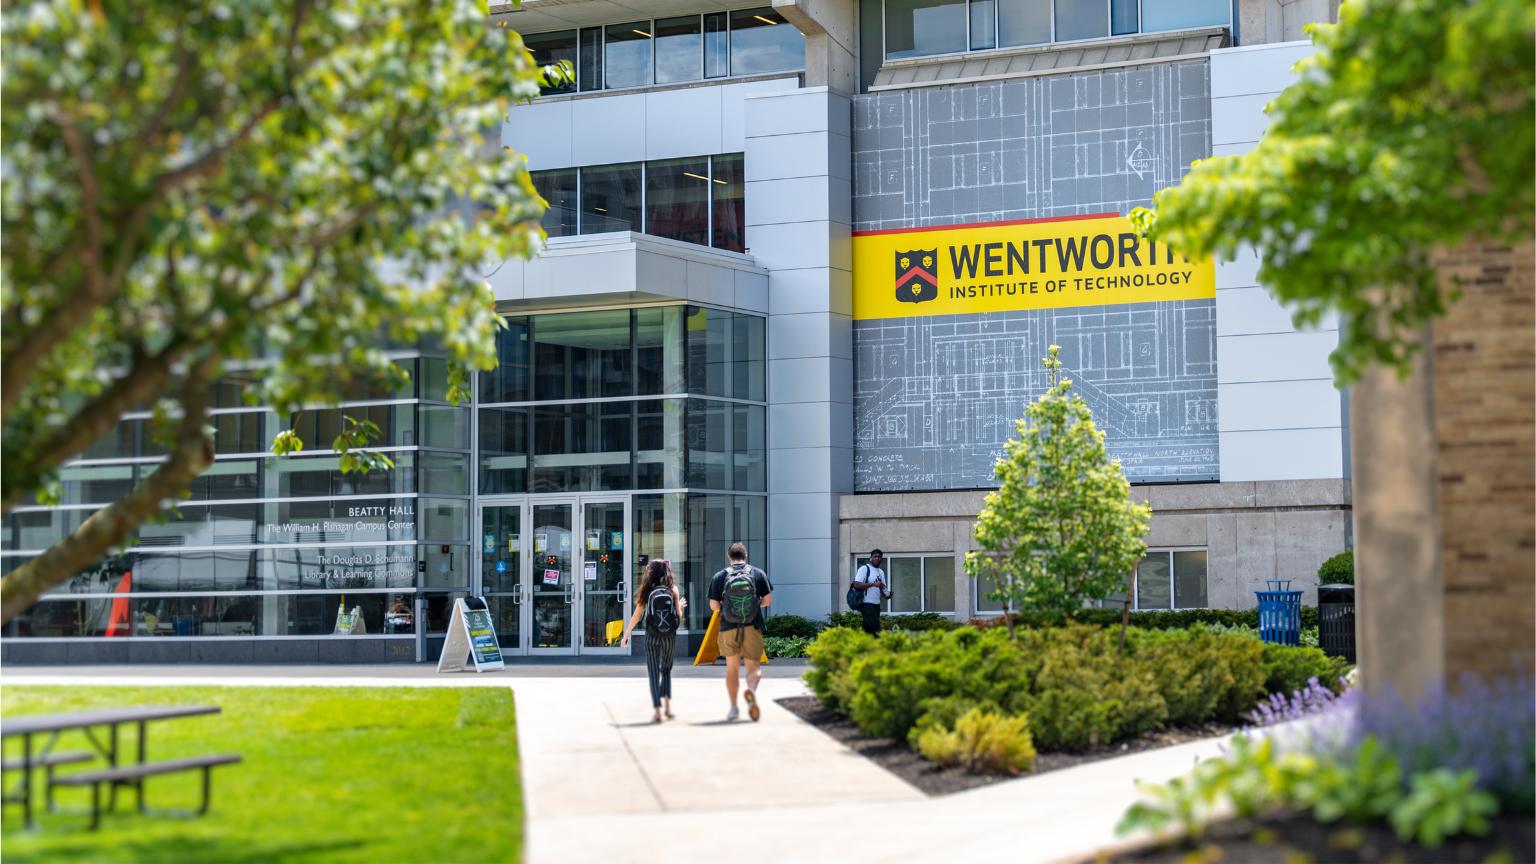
top-left (531, 154), bottom-right (747, 253)
top-left (526, 30), bottom-right (577, 95)
top-left (1102, 548), bottom-right (1209, 610)
top-left (579, 162), bottom-right (643, 234)
top-left (882, 0), bottom-right (1230, 59)
top-left (686, 306), bottom-right (765, 401)
top-left (646, 157), bottom-right (712, 246)
top-left (973, 571), bottom-right (1006, 614)
top-left (885, 0), bottom-right (969, 59)
top-left (728, 8), bottom-right (803, 75)
top-left (855, 555), bottom-right (956, 613)
top-left (654, 16), bottom-right (703, 84)
top-left (532, 169), bottom-right (578, 238)
top-left (521, 10), bottom-right (802, 96)
top-left (533, 309), bottom-right (633, 401)
top-left (604, 22), bottom-right (652, 89)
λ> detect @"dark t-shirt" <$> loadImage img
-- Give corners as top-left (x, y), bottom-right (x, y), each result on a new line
top-left (708, 564), bottom-right (773, 631)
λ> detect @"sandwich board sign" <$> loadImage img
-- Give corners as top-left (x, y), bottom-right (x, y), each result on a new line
top-left (437, 596), bottom-right (506, 673)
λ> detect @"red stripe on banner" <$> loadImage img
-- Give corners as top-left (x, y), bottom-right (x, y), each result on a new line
top-left (852, 212), bottom-right (1121, 238)
top-left (895, 267), bottom-right (937, 288)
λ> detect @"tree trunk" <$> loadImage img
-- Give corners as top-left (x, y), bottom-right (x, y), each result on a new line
top-left (1119, 563), bottom-right (1138, 654)
top-left (0, 357), bottom-right (218, 625)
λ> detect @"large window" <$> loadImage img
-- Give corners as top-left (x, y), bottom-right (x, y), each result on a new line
top-left (476, 306), bottom-right (766, 497)
top-left (1101, 548), bottom-right (1209, 610)
top-left (523, 8), bottom-right (802, 96)
top-left (533, 154), bottom-right (746, 253)
top-left (884, 0), bottom-right (1230, 59)
top-left (855, 554), bottom-right (956, 614)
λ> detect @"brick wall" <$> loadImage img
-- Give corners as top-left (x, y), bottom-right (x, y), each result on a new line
top-left (1432, 241), bottom-right (1536, 683)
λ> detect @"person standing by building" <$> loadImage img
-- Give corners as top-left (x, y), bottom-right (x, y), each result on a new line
top-left (852, 549), bottom-right (890, 635)
top-left (621, 559), bottom-right (686, 723)
top-left (708, 542), bottom-right (773, 722)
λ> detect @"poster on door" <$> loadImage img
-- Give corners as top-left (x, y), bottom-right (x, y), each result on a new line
top-left (541, 568), bottom-right (561, 586)
top-left (583, 561), bottom-right (597, 582)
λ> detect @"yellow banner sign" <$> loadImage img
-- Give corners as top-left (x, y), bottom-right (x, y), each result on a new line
top-left (852, 213), bottom-right (1214, 320)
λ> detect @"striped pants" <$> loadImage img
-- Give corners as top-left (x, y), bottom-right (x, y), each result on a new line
top-left (645, 632), bottom-right (676, 708)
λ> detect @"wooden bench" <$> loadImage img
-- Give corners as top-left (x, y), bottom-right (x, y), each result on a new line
top-left (53, 754), bottom-right (242, 829)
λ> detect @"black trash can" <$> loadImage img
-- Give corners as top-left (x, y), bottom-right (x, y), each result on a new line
top-left (1317, 583), bottom-right (1356, 664)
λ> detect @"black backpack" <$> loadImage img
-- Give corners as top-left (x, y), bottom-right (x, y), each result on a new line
top-left (645, 586), bottom-right (679, 635)
top-left (720, 565), bottom-right (759, 625)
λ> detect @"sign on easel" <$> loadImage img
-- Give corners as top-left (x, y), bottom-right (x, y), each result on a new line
top-left (437, 597), bottom-right (506, 673)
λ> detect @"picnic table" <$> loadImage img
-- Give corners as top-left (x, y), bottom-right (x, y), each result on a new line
top-left (2, 705), bottom-right (238, 829)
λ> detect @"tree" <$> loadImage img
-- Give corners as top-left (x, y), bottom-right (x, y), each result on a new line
top-left (964, 346), bottom-right (1152, 635)
top-left (1129, 0), bottom-right (1533, 382)
top-left (0, 0), bottom-right (561, 623)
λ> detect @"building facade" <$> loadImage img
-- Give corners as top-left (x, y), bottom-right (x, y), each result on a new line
top-left (2, 0), bottom-right (1349, 663)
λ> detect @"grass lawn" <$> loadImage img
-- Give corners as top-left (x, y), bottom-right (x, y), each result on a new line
top-left (0, 685), bottom-right (521, 863)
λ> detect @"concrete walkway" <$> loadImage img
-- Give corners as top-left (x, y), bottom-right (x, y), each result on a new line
top-left (2, 664), bottom-right (1224, 863)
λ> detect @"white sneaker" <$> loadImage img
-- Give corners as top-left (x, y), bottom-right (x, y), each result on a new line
top-left (726, 705), bottom-right (740, 722)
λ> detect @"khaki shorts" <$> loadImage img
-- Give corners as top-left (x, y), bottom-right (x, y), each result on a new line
top-left (717, 625), bottom-right (764, 659)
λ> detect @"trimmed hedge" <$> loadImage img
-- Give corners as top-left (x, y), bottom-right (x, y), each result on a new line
top-left (1318, 551), bottom-right (1354, 585)
top-left (825, 611), bottom-right (962, 632)
top-left (763, 614), bottom-right (820, 640)
top-left (805, 622), bottom-right (1352, 754)
top-left (967, 606), bottom-right (1322, 632)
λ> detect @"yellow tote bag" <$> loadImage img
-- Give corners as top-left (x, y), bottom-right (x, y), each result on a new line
top-left (606, 620), bottom-right (624, 646)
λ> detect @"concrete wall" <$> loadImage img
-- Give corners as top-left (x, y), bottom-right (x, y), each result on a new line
top-left (745, 86), bottom-right (854, 620)
top-left (840, 479), bottom-right (1349, 615)
top-left (1210, 42), bottom-right (1345, 483)
top-left (1236, 0), bottom-right (1338, 46)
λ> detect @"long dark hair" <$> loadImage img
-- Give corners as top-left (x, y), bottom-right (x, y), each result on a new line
top-left (637, 559), bottom-right (674, 600)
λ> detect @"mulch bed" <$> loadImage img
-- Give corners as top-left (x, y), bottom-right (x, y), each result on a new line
top-left (1104, 813), bottom-right (1535, 863)
top-left (776, 694), bottom-right (1238, 797)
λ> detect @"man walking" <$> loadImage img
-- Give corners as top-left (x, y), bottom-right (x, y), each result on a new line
top-left (851, 549), bottom-right (890, 635)
top-left (708, 542), bottom-right (772, 721)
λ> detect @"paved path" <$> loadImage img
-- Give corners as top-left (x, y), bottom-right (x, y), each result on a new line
top-left (3, 664), bottom-right (1226, 863)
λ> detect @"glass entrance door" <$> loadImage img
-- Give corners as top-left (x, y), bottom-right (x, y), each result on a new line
top-left (529, 500), bottom-right (577, 654)
top-left (480, 504), bottom-right (525, 650)
top-left (578, 499), bottom-right (629, 654)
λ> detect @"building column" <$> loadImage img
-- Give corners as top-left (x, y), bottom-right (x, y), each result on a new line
top-left (744, 85), bottom-right (853, 619)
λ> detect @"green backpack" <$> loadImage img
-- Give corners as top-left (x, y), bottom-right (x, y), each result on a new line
top-left (720, 566), bottom-right (759, 625)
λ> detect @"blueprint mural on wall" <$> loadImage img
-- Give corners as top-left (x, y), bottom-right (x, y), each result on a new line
top-left (852, 60), bottom-right (1219, 491)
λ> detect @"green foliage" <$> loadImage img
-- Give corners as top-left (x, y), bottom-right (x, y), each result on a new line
top-left (1132, 0), bottom-right (1535, 381)
top-left (764, 614), bottom-right (820, 640)
top-left (906, 694), bottom-right (1003, 749)
top-left (825, 611), bottom-right (961, 632)
top-left (1262, 642), bottom-right (1352, 696)
top-left (965, 347), bottom-right (1152, 625)
top-left (1128, 626), bottom-right (1266, 724)
top-left (1013, 626), bottom-right (1165, 750)
top-left (1118, 733), bottom-right (1500, 851)
top-left (0, 0), bottom-right (553, 613)
top-left (803, 626), bottom-right (877, 712)
top-left (1389, 769), bottom-right (1497, 848)
top-left (1318, 551), bottom-right (1355, 585)
top-left (914, 708), bottom-right (1036, 775)
top-left (763, 635), bottom-right (813, 658)
top-left (969, 605), bottom-right (1321, 632)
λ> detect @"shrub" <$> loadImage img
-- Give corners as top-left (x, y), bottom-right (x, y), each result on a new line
top-left (907, 694), bottom-right (1003, 749)
top-left (763, 614), bottom-right (819, 640)
top-left (1318, 550), bottom-right (1354, 585)
top-left (1130, 627), bottom-right (1266, 724)
top-left (915, 707), bottom-right (1036, 775)
top-left (803, 626), bottom-right (878, 711)
top-left (970, 606), bottom-right (1321, 633)
top-left (763, 635), bottom-right (812, 658)
top-left (1262, 642), bottom-right (1351, 696)
top-left (1010, 625), bottom-right (1166, 750)
top-left (845, 630), bottom-right (961, 738)
top-left (825, 611), bottom-right (961, 632)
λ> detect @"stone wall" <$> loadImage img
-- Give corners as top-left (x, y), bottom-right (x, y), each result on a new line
top-left (838, 479), bottom-right (1350, 616)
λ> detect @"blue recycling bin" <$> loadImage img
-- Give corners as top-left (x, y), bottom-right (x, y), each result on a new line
top-left (1256, 579), bottom-right (1303, 646)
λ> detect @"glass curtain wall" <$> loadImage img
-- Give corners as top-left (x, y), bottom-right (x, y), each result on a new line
top-left (534, 154), bottom-right (747, 254)
top-left (1, 356), bottom-right (472, 640)
top-left (884, 0), bottom-right (1231, 59)
top-left (478, 305), bottom-right (767, 632)
top-left (522, 8), bottom-right (802, 96)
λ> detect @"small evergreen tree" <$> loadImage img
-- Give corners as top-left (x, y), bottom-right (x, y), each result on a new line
top-left (965, 346), bottom-right (1152, 636)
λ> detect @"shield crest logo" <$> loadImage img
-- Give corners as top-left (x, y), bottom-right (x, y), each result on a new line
top-left (894, 249), bottom-right (939, 304)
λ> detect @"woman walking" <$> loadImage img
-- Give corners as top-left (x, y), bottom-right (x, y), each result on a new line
top-left (621, 559), bottom-right (686, 722)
